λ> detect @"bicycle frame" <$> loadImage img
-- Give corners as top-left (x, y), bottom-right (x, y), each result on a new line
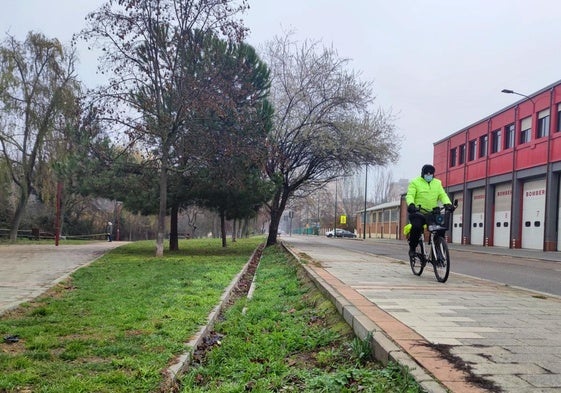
top-left (409, 204), bottom-right (454, 283)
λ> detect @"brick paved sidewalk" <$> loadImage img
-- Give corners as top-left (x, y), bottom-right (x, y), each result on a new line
top-left (284, 236), bottom-right (561, 393)
top-left (0, 242), bottom-right (124, 316)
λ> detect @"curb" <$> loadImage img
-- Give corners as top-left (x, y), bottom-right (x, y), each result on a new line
top-left (282, 242), bottom-right (449, 393)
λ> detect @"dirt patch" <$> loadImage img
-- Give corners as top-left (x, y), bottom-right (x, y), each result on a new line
top-left (191, 244), bottom-right (262, 365)
top-left (424, 342), bottom-right (504, 392)
top-left (1, 335), bottom-right (25, 354)
top-left (159, 244), bottom-right (264, 393)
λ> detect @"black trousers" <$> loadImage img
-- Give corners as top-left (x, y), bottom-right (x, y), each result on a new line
top-left (408, 212), bottom-right (427, 249)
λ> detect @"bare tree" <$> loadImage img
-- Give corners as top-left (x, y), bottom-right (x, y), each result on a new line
top-left (263, 34), bottom-right (400, 246)
top-left (369, 166), bottom-right (394, 204)
top-left (80, 0), bottom-right (249, 256)
top-left (339, 175), bottom-right (366, 231)
top-left (0, 32), bottom-right (80, 241)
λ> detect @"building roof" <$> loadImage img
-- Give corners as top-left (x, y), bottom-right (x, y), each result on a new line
top-left (356, 200), bottom-right (400, 215)
top-left (433, 78), bottom-right (561, 145)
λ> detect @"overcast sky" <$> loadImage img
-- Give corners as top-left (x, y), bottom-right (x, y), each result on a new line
top-left (2, 0), bottom-right (561, 181)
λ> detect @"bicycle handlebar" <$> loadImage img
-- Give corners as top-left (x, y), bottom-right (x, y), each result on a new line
top-left (414, 205), bottom-right (455, 214)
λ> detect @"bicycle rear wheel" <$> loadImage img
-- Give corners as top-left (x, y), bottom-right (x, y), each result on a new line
top-left (432, 236), bottom-right (450, 283)
top-left (409, 241), bottom-right (425, 276)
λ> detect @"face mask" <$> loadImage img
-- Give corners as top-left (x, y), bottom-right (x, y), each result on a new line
top-left (423, 174), bottom-right (433, 182)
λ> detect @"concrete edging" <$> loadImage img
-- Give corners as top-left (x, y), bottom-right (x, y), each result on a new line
top-left (161, 244), bottom-right (264, 390)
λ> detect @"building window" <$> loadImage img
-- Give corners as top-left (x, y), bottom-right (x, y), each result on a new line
top-left (458, 144), bottom-right (466, 164)
top-left (557, 103), bottom-right (561, 132)
top-left (505, 124), bottom-right (515, 148)
top-left (479, 135), bottom-right (488, 157)
top-left (537, 109), bottom-right (550, 138)
top-left (519, 117), bottom-right (531, 144)
top-left (491, 129), bottom-right (501, 153)
top-left (468, 139), bottom-right (477, 161)
top-left (520, 129), bottom-right (531, 144)
top-left (450, 147), bottom-right (457, 167)
top-left (383, 210), bottom-right (390, 221)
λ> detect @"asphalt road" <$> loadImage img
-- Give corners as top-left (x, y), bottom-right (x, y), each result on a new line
top-left (292, 235), bottom-right (561, 297)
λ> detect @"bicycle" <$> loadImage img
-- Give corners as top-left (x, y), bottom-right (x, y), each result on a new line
top-left (408, 204), bottom-right (455, 283)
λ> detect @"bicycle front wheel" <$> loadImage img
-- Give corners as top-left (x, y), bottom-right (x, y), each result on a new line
top-left (432, 236), bottom-right (450, 283)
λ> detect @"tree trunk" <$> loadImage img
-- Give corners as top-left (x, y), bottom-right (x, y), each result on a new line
top-left (241, 218), bottom-right (249, 238)
top-left (266, 207), bottom-right (282, 246)
top-left (231, 220), bottom-right (237, 242)
top-left (156, 165), bottom-right (168, 257)
top-left (169, 204), bottom-right (179, 251)
top-left (266, 187), bottom-right (289, 246)
top-left (220, 210), bottom-right (227, 247)
top-left (9, 190), bottom-right (29, 242)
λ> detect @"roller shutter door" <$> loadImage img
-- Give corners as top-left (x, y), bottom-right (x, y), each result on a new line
top-left (522, 179), bottom-right (545, 250)
top-left (471, 188), bottom-right (485, 245)
top-left (451, 193), bottom-right (463, 244)
top-left (493, 183), bottom-right (511, 247)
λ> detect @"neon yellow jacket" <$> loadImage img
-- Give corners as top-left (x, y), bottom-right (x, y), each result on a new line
top-left (405, 176), bottom-right (451, 210)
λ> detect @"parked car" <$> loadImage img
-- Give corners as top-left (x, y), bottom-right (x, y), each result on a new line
top-left (326, 229), bottom-right (357, 238)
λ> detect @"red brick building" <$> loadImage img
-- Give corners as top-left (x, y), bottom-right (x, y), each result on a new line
top-left (433, 79), bottom-right (561, 251)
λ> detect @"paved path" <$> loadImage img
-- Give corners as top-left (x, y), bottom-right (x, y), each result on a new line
top-left (0, 242), bottom-right (123, 315)
top-left (283, 236), bottom-right (561, 393)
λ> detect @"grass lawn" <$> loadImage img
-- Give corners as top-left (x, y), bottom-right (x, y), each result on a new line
top-left (0, 238), bottom-right (260, 392)
top-left (0, 237), bottom-right (423, 393)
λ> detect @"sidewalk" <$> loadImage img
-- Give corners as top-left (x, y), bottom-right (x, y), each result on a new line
top-left (0, 242), bottom-right (124, 316)
top-left (283, 236), bottom-right (561, 393)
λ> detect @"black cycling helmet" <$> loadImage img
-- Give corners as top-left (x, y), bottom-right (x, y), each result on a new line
top-left (421, 164), bottom-right (435, 176)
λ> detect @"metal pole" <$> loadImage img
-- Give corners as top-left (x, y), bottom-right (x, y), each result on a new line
top-left (116, 202), bottom-right (123, 241)
top-left (501, 89), bottom-right (535, 105)
top-left (54, 181), bottom-right (62, 246)
top-left (502, 88), bottom-right (535, 249)
top-left (363, 166), bottom-right (368, 239)
top-left (334, 180), bottom-right (337, 236)
top-left (317, 194), bottom-right (320, 235)
top-left (306, 204), bottom-right (309, 235)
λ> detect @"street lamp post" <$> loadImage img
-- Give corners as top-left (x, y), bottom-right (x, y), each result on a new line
top-left (115, 201), bottom-right (123, 241)
top-left (501, 88), bottom-right (543, 250)
top-left (317, 194), bottom-right (321, 236)
top-left (501, 88), bottom-right (525, 249)
top-left (501, 89), bottom-right (535, 104)
top-left (54, 181), bottom-right (63, 246)
top-left (363, 165), bottom-right (368, 240)
top-left (333, 180), bottom-right (337, 237)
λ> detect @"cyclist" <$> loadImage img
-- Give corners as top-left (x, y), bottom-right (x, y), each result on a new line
top-left (406, 164), bottom-right (453, 260)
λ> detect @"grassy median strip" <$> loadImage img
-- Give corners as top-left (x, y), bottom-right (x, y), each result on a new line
top-left (180, 244), bottom-right (423, 393)
top-left (0, 237), bottom-right (423, 393)
top-left (0, 238), bottom-right (261, 393)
